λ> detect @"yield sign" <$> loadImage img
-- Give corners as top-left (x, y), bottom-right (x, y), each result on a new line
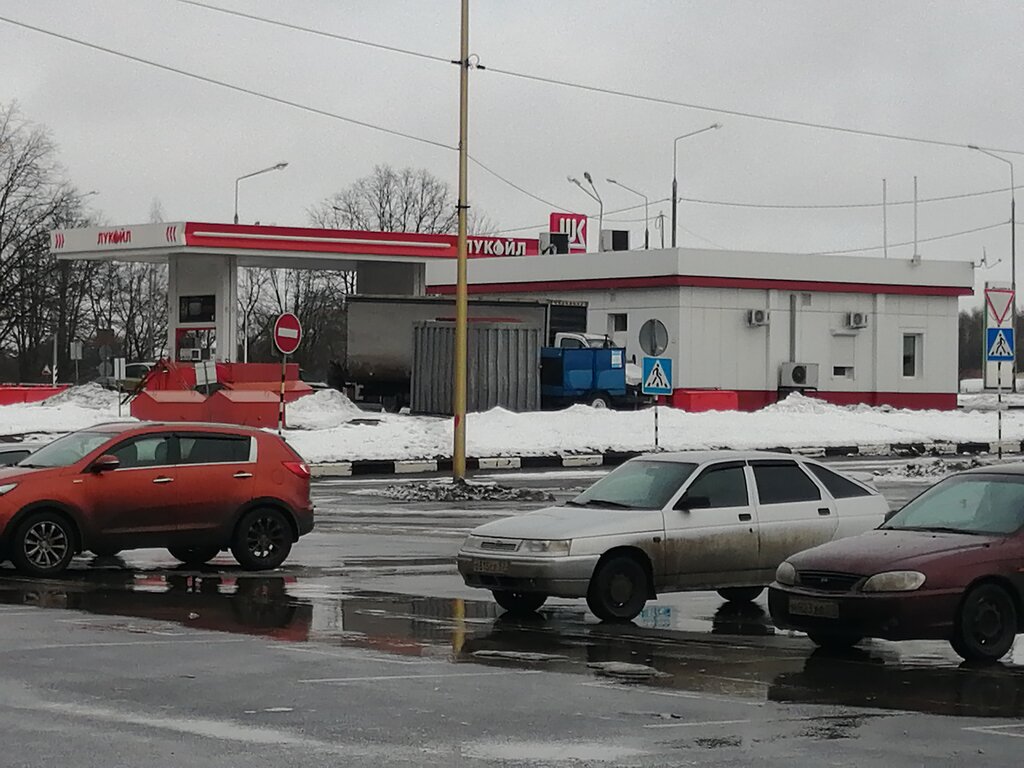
top-left (985, 287), bottom-right (1015, 327)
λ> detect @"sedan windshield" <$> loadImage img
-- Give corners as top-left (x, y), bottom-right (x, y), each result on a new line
top-left (570, 460), bottom-right (697, 510)
top-left (884, 473), bottom-right (1024, 535)
top-left (17, 431), bottom-right (113, 469)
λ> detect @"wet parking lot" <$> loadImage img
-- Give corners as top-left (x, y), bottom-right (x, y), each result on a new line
top-left (3, 459), bottom-right (1024, 766)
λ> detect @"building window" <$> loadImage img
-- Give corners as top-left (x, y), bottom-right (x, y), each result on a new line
top-left (902, 333), bottom-right (922, 377)
top-left (608, 313), bottom-right (627, 333)
top-left (833, 366), bottom-right (854, 379)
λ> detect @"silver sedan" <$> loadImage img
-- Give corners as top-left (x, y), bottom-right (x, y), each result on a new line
top-left (457, 451), bottom-right (887, 621)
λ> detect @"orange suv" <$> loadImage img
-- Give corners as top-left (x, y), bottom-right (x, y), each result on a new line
top-left (0, 422), bottom-right (314, 576)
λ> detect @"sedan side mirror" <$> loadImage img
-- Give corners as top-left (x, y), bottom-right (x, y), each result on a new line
top-left (675, 493), bottom-right (711, 511)
top-left (90, 454), bottom-right (120, 473)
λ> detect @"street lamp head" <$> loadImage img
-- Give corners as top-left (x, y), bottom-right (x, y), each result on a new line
top-left (274, 162), bottom-right (289, 170)
top-left (606, 178), bottom-right (617, 184)
top-left (711, 123), bottom-right (722, 129)
top-left (968, 144), bottom-right (981, 151)
top-left (583, 171), bottom-right (593, 184)
top-left (567, 175), bottom-right (580, 185)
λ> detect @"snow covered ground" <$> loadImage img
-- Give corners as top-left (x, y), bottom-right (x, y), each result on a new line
top-left (0, 386), bottom-right (1021, 463)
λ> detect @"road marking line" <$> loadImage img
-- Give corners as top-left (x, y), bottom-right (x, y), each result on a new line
top-left (964, 724), bottom-right (1024, 738)
top-left (644, 718), bottom-right (752, 729)
top-left (299, 670), bottom-right (540, 684)
top-left (275, 645), bottom-right (443, 665)
top-left (579, 682), bottom-right (763, 707)
top-left (0, 638), bottom-right (247, 652)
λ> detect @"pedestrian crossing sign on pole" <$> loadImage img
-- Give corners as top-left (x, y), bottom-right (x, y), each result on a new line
top-left (987, 328), bottom-right (1015, 362)
top-left (642, 357), bottom-right (673, 395)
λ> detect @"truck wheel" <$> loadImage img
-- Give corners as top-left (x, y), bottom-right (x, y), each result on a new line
top-left (588, 393), bottom-right (611, 409)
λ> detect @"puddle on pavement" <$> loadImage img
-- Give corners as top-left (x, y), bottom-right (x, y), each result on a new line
top-left (4, 566), bottom-right (1024, 720)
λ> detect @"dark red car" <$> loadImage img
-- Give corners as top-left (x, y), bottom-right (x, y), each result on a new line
top-left (769, 464), bottom-right (1024, 662)
top-left (0, 422), bottom-right (313, 576)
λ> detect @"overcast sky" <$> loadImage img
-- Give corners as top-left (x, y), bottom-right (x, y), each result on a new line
top-left (3, 0), bottom-right (1023, 304)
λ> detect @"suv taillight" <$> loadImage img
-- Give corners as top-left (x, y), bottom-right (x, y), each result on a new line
top-left (283, 461), bottom-right (310, 479)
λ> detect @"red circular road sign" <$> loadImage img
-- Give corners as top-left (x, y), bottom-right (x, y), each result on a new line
top-left (273, 312), bottom-right (302, 355)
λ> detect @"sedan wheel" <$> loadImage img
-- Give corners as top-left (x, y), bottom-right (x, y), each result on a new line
top-left (717, 586), bottom-right (764, 603)
top-left (586, 554), bottom-right (649, 622)
top-left (168, 546), bottom-right (221, 566)
top-left (492, 591), bottom-right (547, 615)
top-left (231, 508), bottom-right (293, 571)
top-left (952, 583), bottom-right (1018, 663)
top-left (12, 512), bottom-right (76, 577)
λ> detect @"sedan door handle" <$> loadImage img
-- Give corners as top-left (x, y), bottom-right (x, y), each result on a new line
top-left (152, 477), bottom-right (174, 484)
top-left (233, 472), bottom-right (253, 479)
top-left (738, 513), bottom-right (752, 522)
top-left (818, 507), bottom-right (831, 516)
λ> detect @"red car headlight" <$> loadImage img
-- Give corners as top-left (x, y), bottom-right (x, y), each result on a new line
top-left (862, 571), bottom-right (926, 592)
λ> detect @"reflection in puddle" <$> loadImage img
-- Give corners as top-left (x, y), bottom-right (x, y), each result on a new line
top-left (4, 570), bottom-right (1024, 720)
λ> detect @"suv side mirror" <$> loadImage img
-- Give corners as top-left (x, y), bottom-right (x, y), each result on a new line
top-left (675, 493), bottom-right (711, 511)
top-left (91, 454), bottom-right (120, 473)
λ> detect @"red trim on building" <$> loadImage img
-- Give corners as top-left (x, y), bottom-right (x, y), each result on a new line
top-left (722, 389), bottom-right (956, 412)
top-left (428, 274), bottom-right (972, 298)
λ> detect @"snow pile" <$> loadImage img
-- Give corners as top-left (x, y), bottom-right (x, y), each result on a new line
top-left (368, 479), bottom-right (553, 503)
top-left (874, 457), bottom-right (985, 481)
top-left (0, 384), bottom-right (126, 436)
top-left (286, 389), bottom-right (368, 430)
top-left (41, 383), bottom-right (121, 411)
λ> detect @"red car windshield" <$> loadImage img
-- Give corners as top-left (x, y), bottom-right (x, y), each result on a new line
top-left (18, 431), bottom-right (113, 468)
top-left (883, 473), bottom-right (1024, 536)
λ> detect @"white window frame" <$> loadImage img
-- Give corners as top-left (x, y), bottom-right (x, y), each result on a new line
top-left (902, 332), bottom-right (923, 379)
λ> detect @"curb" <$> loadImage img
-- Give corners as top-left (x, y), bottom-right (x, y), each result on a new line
top-left (310, 440), bottom-right (1022, 478)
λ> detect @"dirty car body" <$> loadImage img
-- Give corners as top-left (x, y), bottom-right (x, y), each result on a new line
top-left (458, 451), bottom-right (886, 621)
top-left (769, 464), bottom-right (1024, 663)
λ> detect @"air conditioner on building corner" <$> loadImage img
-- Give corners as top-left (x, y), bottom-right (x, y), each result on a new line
top-left (746, 309), bottom-right (770, 327)
top-left (845, 311), bottom-right (869, 329)
top-left (780, 362), bottom-right (819, 389)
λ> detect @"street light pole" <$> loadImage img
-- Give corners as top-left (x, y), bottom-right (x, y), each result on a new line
top-left (568, 175), bottom-right (602, 251)
top-left (607, 178), bottom-right (649, 249)
top-left (970, 144), bottom-right (1016, 391)
top-left (234, 162), bottom-right (289, 224)
top-left (671, 123), bottom-right (721, 248)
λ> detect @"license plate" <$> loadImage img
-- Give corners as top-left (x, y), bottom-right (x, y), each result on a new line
top-left (473, 558), bottom-right (509, 574)
top-left (789, 596), bottom-right (839, 619)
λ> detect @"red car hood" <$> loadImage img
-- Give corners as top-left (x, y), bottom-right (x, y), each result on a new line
top-left (0, 465), bottom-right (52, 483)
top-left (788, 528), bottom-right (1002, 574)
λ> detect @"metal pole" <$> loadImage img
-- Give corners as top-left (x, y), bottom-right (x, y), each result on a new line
top-left (654, 404), bottom-right (659, 449)
top-left (998, 361), bottom-right (1004, 460)
top-left (644, 195), bottom-right (649, 250)
top-left (51, 335), bottom-right (57, 386)
top-left (913, 176), bottom-right (919, 260)
top-left (452, 0), bottom-right (470, 480)
top-left (234, 178), bottom-right (240, 225)
top-left (882, 178), bottom-right (888, 259)
top-left (278, 354), bottom-right (287, 435)
top-left (243, 310), bottom-right (249, 363)
top-left (670, 176), bottom-right (678, 248)
top-left (1011, 167), bottom-right (1016, 392)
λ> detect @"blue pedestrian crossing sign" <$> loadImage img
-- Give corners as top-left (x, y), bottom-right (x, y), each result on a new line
top-left (642, 357), bottom-right (673, 395)
top-left (987, 327), bottom-right (1015, 362)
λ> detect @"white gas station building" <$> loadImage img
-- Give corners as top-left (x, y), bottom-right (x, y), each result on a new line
top-left (427, 246), bottom-right (974, 410)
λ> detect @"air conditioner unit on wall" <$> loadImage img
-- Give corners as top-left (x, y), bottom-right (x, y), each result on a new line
top-left (539, 232), bottom-right (570, 254)
top-left (599, 229), bottom-right (630, 252)
top-left (845, 311), bottom-right (869, 329)
top-left (780, 362), bottom-right (819, 389)
top-left (746, 309), bottom-right (770, 327)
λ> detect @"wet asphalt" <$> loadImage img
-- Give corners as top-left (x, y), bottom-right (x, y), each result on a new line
top-left (2, 458), bottom-right (1024, 766)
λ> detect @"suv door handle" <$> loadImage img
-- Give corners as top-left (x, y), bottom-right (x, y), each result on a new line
top-left (738, 513), bottom-right (752, 522)
top-left (152, 477), bottom-right (173, 484)
top-left (818, 507), bottom-right (831, 516)
top-left (233, 472), bottom-right (253, 479)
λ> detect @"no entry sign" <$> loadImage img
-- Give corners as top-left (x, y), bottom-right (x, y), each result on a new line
top-left (273, 312), bottom-right (302, 355)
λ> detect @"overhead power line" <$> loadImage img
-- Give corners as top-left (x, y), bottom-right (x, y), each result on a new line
top-left (680, 184), bottom-right (1024, 210)
top-left (0, 14), bottom-right (456, 152)
top-left (172, 0), bottom-right (450, 65)
top-left (170, 1), bottom-right (1024, 157)
top-left (814, 220), bottom-right (1005, 255)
